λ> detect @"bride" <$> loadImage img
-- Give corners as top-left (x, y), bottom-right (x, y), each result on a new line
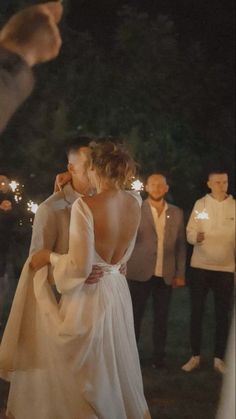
top-left (0, 141), bottom-right (151, 419)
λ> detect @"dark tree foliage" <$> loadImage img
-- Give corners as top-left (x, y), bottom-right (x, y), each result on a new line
top-left (0, 2), bottom-right (234, 210)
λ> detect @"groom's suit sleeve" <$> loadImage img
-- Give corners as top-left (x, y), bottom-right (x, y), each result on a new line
top-left (0, 47), bottom-right (34, 134)
top-left (29, 203), bottom-right (57, 254)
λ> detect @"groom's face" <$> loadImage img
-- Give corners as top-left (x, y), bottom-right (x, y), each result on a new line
top-left (67, 147), bottom-right (92, 193)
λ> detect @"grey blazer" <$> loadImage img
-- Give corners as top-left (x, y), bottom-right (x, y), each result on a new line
top-left (30, 183), bottom-right (80, 255)
top-left (127, 200), bottom-right (186, 285)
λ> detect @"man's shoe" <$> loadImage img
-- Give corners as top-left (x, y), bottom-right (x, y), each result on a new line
top-left (181, 356), bottom-right (200, 372)
top-left (214, 357), bottom-right (226, 374)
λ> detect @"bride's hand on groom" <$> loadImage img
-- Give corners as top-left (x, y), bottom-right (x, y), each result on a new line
top-left (54, 171), bottom-right (71, 192)
top-left (30, 249), bottom-right (51, 270)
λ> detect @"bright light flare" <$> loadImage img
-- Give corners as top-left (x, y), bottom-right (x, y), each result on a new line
top-left (14, 195), bottom-right (22, 203)
top-left (131, 179), bottom-right (144, 192)
top-left (9, 180), bottom-right (19, 192)
top-left (27, 200), bottom-right (39, 214)
top-left (194, 209), bottom-right (209, 220)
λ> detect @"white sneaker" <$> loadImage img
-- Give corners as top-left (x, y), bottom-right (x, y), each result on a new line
top-left (214, 357), bottom-right (227, 374)
top-left (182, 356), bottom-right (200, 372)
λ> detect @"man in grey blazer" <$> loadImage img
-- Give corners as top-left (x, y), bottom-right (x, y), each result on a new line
top-left (30, 137), bottom-right (101, 285)
top-left (127, 173), bottom-right (186, 368)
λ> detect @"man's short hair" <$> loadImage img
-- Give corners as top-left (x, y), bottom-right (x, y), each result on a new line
top-left (207, 169), bottom-right (228, 179)
top-left (145, 172), bottom-right (168, 184)
top-left (65, 135), bottom-right (93, 158)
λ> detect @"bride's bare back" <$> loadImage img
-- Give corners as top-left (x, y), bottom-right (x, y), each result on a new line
top-left (83, 191), bottom-right (140, 265)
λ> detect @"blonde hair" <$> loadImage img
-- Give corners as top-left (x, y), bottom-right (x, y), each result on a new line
top-left (89, 141), bottom-right (136, 188)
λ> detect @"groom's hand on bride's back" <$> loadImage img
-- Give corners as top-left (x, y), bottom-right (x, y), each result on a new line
top-left (85, 265), bottom-right (104, 284)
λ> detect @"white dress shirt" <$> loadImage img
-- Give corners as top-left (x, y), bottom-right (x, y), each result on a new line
top-left (150, 202), bottom-right (168, 277)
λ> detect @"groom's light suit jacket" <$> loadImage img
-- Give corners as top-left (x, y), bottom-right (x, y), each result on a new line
top-left (127, 200), bottom-right (186, 285)
top-left (30, 183), bottom-right (79, 281)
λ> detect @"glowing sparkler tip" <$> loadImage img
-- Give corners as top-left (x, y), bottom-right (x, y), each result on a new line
top-left (9, 180), bottom-right (19, 192)
top-left (194, 209), bottom-right (209, 220)
top-left (27, 200), bottom-right (39, 214)
top-left (131, 179), bottom-right (144, 192)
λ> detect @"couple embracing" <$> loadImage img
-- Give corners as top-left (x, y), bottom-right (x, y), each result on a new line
top-left (0, 139), bottom-right (151, 419)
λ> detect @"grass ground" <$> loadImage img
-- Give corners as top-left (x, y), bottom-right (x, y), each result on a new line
top-left (140, 287), bottom-right (222, 418)
top-left (0, 278), bottom-right (223, 418)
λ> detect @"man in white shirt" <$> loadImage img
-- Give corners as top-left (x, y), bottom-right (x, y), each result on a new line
top-left (182, 171), bottom-right (235, 374)
top-left (127, 173), bottom-right (186, 369)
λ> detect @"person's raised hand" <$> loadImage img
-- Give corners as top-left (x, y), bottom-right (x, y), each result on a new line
top-left (0, 2), bottom-right (63, 67)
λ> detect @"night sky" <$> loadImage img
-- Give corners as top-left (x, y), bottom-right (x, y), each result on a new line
top-left (67, 0), bottom-right (235, 64)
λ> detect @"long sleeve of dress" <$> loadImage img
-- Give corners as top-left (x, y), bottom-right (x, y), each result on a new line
top-left (0, 47), bottom-right (34, 134)
top-left (29, 204), bottom-right (57, 254)
top-left (50, 198), bottom-right (94, 294)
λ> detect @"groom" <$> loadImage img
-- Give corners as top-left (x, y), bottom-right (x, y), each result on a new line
top-left (30, 136), bottom-right (102, 285)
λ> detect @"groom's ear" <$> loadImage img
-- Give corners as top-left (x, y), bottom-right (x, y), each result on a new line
top-left (67, 162), bottom-right (73, 174)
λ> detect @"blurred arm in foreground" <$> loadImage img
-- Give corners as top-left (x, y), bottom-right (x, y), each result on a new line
top-left (0, 2), bottom-right (63, 134)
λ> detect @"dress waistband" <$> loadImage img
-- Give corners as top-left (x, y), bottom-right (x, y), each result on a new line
top-left (96, 263), bottom-right (121, 274)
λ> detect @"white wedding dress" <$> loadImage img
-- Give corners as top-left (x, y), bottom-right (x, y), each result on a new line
top-left (0, 193), bottom-right (151, 419)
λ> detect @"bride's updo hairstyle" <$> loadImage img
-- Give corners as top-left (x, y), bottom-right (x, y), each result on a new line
top-left (89, 140), bottom-right (136, 188)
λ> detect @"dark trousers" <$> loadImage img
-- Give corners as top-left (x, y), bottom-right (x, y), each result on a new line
top-left (0, 248), bottom-right (8, 277)
top-left (189, 268), bottom-right (234, 359)
top-left (129, 276), bottom-right (172, 362)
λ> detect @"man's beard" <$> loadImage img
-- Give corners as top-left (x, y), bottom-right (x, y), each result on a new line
top-left (148, 193), bottom-right (166, 202)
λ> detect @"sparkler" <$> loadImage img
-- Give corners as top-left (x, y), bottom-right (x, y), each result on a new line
top-left (9, 180), bottom-right (19, 192)
top-left (8, 179), bottom-right (39, 224)
top-left (131, 179), bottom-right (144, 192)
top-left (194, 209), bottom-right (209, 220)
top-left (27, 200), bottom-right (39, 214)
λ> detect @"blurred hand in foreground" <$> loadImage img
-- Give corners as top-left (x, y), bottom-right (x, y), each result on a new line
top-left (0, 2), bottom-right (63, 66)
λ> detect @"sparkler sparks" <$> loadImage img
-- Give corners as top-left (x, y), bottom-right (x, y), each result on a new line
top-left (27, 201), bottom-right (39, 214)
top-left (194, 209), bottom-right (209, 220)
top-left (9, 180), bottom-right (23, 203)
top-left (8, 179), bottom-right (39, 222)
top-left (9, 180), bottom-right (19, 192)
top-left (131, 179), bottom-right (144, 192)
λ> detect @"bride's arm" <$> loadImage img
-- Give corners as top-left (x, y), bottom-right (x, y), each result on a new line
top-left (31, 199), bottom-right (95, 293)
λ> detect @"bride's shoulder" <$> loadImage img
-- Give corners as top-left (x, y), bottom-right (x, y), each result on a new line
top-left (73, 196), bottom-right (94, 212)
top-left (78, 195), bottom-right (99, 213)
